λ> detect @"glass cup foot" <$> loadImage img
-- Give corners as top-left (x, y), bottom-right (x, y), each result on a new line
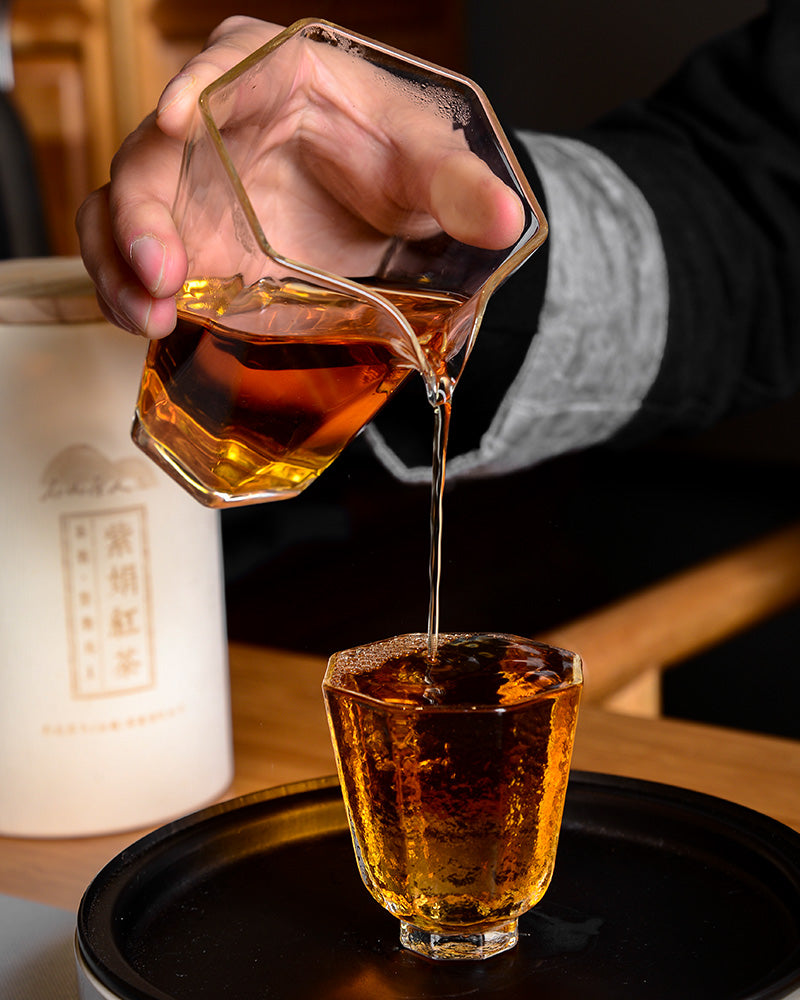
top-left (399, 919), bottom-right (519, 961)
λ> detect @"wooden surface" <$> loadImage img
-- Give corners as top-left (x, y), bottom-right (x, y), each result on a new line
top-left (542, 518), bottom-right (800, 705)
top-left (1, 641), bottom-right (799, 914)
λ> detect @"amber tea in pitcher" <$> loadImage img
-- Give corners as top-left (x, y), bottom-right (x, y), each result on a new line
top-left (134, 275), bottom-right (461, 506)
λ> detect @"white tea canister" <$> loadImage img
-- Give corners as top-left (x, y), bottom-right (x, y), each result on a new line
top-left (0, 258), bottom-right (233, 837)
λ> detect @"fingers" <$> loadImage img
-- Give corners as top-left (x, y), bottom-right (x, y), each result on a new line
top-left (76, 12), bottom-right (529, 344)
top-left (293, 44), bottom-right (527, 251)
top-left (429, 150), bottom-right (526, 251)
top-left (107, 118), bottom-right (188, 290)
top-left (77, 183), bottom-right (179, 338)
top-left (156, 17), bottom-right (285, 137)
top-left (77, 113), bottom-right (186, 338)
top-left (78, 18), bottom-right (286, 337)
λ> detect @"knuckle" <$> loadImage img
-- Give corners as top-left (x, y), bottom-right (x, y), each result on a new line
top-left (207, 14), bottom-right (257, 43)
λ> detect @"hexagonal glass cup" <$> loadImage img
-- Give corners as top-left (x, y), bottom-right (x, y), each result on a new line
top-left (323, 632), bottom-right (582, 961)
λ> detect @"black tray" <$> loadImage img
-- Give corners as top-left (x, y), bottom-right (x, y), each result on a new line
top-left (76, 771), bottom-right (800, 1000)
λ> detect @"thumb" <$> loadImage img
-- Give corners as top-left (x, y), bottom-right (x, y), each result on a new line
top-left (429, 151), bottom-right (526, 250)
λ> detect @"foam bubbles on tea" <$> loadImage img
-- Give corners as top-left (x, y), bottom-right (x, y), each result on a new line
top-left (328, 632), bottom-right (578, 707)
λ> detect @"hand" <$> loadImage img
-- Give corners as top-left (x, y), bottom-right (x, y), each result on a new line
top-left (76, 17), bottom-right (525, 338)
top-left (77, 18), bottom-right (284, 337)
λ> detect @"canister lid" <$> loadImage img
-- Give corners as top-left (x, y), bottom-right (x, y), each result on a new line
top-left (0, 257), bottom-right (104, 324)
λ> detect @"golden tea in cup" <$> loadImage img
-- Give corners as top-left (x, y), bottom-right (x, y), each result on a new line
top-left (323, 632), bottom-right (582, 960)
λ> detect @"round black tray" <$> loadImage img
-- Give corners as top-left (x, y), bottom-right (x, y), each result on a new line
top-left (76, 771), bottom-right (800, 1000)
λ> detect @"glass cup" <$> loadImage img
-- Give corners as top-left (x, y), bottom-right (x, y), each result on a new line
top-left (131, 18), bottom-right (547, 507)
top-left (322, 632), bottom-right (582, 961)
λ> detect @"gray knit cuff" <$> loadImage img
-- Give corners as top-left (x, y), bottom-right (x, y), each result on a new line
top-left (366, 132), bottom-right (669, 482)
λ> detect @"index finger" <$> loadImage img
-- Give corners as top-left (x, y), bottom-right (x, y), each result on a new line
top-left (155, 17), bottom-right (285, 138)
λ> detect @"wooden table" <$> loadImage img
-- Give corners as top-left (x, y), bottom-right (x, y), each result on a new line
top-left (2, 641), bottom-right (800, 913)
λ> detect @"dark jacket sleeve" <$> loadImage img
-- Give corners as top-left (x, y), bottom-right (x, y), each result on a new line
top-left (370, 137), bottom-right (550, 471)
top-left (581, 0), bottom-right (800, 445)
top-left (374, 0), bottom-right (800, 469)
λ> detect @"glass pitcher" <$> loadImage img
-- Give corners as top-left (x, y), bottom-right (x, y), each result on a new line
top-left (132, 19), bottom-right (547, 507)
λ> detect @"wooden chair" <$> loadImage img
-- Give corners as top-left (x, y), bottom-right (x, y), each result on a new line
top-left (540, 520), bottom-right (800, 717)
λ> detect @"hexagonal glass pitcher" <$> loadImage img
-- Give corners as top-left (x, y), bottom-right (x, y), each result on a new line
top-left (132, 19), bottom-right (547, 507)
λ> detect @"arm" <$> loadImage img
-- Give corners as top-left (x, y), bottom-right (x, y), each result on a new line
top-left (371, 0), bottom-right (800, 480)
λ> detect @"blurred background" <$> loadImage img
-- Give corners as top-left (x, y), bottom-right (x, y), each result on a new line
top-left (6, 0), bottom-right (800, 739)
